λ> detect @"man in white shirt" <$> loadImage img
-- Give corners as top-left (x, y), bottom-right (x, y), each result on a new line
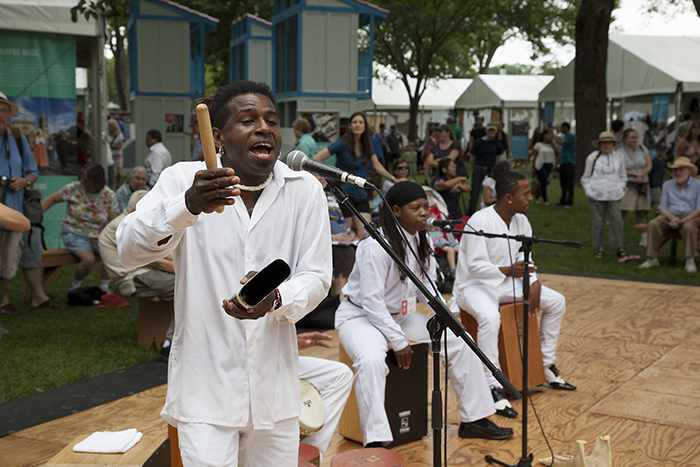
top-left (117, 81), bottom-right (332, 467)
top-left (450, 172), bottom-right (576, 419)
top-left (144, 129), bottom-right (172, 188)
top-left (336, 182), bottom-right (513, 447)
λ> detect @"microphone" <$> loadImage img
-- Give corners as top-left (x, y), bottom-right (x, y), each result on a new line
top-left (426, 218), bottom-right (462, 229)
top-left (287, 150), bottom-right (376, 190)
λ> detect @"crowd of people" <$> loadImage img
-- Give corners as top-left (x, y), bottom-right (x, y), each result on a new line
top-left (4, 79), bottom-right (700, 466)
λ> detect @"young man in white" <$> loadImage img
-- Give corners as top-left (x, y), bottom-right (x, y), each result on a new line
top-left (450, 172), bottom-right (576, 419)
top-left (118, 81), bottom-right (331, 466)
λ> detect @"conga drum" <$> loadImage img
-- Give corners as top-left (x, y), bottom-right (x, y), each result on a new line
top-left (299, 442), bottom-right (320, 466)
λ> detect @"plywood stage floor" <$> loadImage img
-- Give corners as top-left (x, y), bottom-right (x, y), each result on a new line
top-left (2, 274), bottom-right (700, 467)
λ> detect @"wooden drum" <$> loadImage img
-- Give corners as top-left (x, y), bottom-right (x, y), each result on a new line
top-left (460, 300), bottom-right (545, 391)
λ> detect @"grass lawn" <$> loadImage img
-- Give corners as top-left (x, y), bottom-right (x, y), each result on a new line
top-left (1, 172), bottom-right (697, 404)
top-left (0, 264), bottom-right (156, 404)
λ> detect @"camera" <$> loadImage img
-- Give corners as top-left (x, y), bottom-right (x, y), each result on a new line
top-left (0, 175), bottom-right (9, 205)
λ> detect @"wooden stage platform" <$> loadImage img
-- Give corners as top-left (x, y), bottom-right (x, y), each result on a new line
top-left (2, 274), bottom-right (699, 466)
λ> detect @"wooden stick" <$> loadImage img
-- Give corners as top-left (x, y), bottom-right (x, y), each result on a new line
top-left (195, 103), bottom-right (225, 213)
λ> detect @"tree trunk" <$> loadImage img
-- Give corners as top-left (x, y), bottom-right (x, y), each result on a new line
top-left (574, 0), bottom-right (614, 181)
top-left (113, 26), bottom-right (128, 111)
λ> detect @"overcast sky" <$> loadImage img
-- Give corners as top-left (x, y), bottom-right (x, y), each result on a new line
top-left (491, 0), bottom-right (700, 69)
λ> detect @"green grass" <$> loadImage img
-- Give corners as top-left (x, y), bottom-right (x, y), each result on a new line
top-left (0, 264), bottom-right (156, 403)
top-left (1, 172), bottom-right (697, 404)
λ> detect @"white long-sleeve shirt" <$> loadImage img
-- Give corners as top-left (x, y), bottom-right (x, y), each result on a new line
top-left (144, 142), bottom-right (172, 187)
top-left (336, 228), bottom-right (438, 352)
top-left (453, 205), bottom-right (537, 301)
top-left (579, 150), bottom-right (627, 201)
top-left (117, 160), bottom-right (332, 429)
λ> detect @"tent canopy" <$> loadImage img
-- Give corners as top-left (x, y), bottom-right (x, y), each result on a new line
top-left (539, 34), bottom-right (700, 103)
top-left (455, 74), bottom-right (553, 109)
top-left (0, 0), bottom-right (99, 36)
top-left (370, 77), bottom-right (472, 111)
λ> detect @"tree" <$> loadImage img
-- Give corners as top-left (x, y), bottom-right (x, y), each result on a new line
top-left (371, 0), bottom-right (578, 142)
top-left (71, 0), bottom-right (130, 111)
top-left (467, 0), bottom-right (579, 75)
top-left (371, 0), bottom-right (478, 142)
top-left (573, 0), bottom-right (615, 180)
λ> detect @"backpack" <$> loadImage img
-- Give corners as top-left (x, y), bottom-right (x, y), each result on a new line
top-left (67, 287), bottom-right (105, 306)
top-left (14, 134), bottom-right (46, 249)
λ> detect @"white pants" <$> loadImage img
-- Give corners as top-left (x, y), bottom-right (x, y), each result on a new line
top-left (177, 417), bottom-right (299, 467)
top-left (337, 306), bottom-right (494, 445)
top-left (453, 280), bottom-right (566, 388)
top-left (298, 356), bottom-right (353, 461)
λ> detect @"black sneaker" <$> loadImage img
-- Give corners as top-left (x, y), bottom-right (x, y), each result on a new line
top-left (458, 418), bottom-right (513, 440)
top-left (491, 387), bottom-right (518, 418)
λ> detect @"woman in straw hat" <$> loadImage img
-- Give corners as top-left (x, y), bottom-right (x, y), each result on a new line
top-left (580, 131), bottom-right (628, 259)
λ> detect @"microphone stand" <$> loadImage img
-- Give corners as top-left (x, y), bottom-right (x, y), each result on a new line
top-left (330, 185), bottom-right (521, 467)
top-left (444, 225), bottom-right (581, 467)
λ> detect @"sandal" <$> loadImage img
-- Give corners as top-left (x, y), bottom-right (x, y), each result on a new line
top-left (617, 249), bottom-right (627, 258)
top-left (595, 250), bottom-right (604, 259)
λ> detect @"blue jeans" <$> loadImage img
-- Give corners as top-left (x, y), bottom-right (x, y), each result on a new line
top-left (536, 163), bottom-right (553, 203)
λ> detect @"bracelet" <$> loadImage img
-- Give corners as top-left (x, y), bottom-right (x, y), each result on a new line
top-left (273, 288), bottom-right (282, 310)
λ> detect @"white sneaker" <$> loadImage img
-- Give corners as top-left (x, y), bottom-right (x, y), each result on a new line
top-left (685, 258), bottom-right (697, 273)
top-left (638, 233), bottom-right (648, 247)
top-left (639, 258), bottom-right (660, 269)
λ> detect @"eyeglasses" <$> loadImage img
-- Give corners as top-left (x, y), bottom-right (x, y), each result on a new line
top-left (396, 166), bottom-right (409, 170)
top-left (0, 107), bottom-right (11, 115)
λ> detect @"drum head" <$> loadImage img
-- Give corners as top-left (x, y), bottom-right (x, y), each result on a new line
top-left (299, 380), bottom-right (326, 435)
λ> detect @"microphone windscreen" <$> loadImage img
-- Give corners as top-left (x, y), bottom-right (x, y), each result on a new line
top-left (287, 150), bottom-right (307, 171)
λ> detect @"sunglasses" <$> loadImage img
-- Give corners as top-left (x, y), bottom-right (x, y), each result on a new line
top-left (396, 166), bottom-right (409, 170)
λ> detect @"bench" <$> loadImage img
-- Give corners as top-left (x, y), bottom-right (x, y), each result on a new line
top-left (138, 297), bottom-right (173, 351)
top-left (41, 248), bottom-right (101, 287)
top-left (45, 434), bottom-right (170, 467)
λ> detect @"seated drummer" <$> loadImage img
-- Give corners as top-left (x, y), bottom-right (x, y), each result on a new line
top-left (335, 181), bottom-right (513, 447)
top-left (450, 171), bottom-right (576, 420)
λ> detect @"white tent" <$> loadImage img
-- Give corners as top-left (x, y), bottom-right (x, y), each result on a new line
top-left (369, 77), bottom-right (472, 111)
top-left (455, 74), bottom-right (554, 109)
top-left (0, 0), bottom-right (99, 36)
top-left (539, 35), bottom-right (700, 105)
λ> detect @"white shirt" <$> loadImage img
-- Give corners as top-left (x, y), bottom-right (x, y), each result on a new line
top-left (453, 205), bottom-right (538, 299)
top-left (144, 142), bottom-right (172, 187)
top-left (533, 142), bottom-right (556, 170)
top-left (480, 176), bottom-right (496, 210)
top-left (579, 150), bottom-right (627, 201)
top-left (117, 160), bottom-right (332, 429)
top-left (336, 227), bottom-right (438, 352)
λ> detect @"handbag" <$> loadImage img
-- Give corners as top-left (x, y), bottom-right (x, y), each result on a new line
top-left (23, 186), bottom-right (46, 249)
top-left (636, 182), bottom-right (649, 196)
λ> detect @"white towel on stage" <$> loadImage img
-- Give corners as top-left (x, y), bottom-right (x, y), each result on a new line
top-left (73, 428), bottom-right (143, 453)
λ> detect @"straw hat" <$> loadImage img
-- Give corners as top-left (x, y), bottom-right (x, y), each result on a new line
top-left (0, 91), bottom-right (18, 117)
top-left (668, 156), bottom-right (698, 176)
top-left (592, 131), bottom-right (616, 148)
